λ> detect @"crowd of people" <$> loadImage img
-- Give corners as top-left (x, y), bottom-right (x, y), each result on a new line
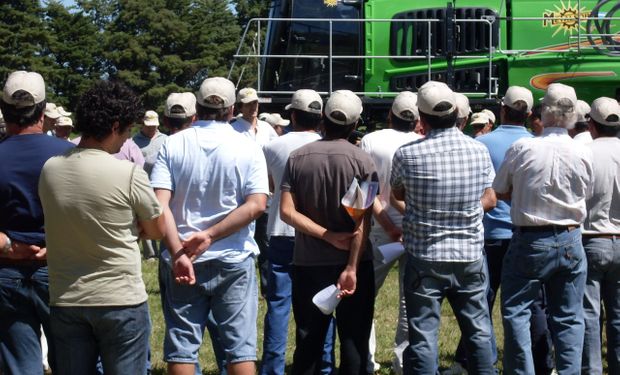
top-left (0, 68), bottom-right (618, 375)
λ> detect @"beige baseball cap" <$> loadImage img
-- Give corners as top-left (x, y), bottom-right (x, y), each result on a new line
top-left (45, 103), bottom-right (62, 119)
top-left (575, 100), bottom-right (591, 123)
top-left (481, 109), bottom-right (496, 124)
top-left (285, 89), bottom-right (323, 114)
top-left (143, 110), bottom-right (160, 126)
top-left (196, 77), bottom-right (236, 109)
top-left (56, 116), bottom-right (73, 127)
top-left (267, 113), bottom-right (290, 127)
top-left (542, 83), bottom-right (577, 109)
top-left (391, 91), bottom-right (419, 121)
top-left (236, 87), bottom-right (259, 104)
top-left (470, 112), bottom-right (490, 126)
top-left (2, 71), bottom-right (46, 108)
top-left (417, 81), bottom-right (457, 116)
top-left (454, 93), bottom-right (471, 118)
top-left (502, 86), bottom-right (534, 112)
top-left (589, 97), bottom-right (620, 127)
top-left (165, 92), bottom-right (197, 118)
top-left (57, 106), bottom-right (72, 117)
top-left (324, 90), bottom-right (363, 126)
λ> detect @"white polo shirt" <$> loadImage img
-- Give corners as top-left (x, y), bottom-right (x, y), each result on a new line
top-left (493, 127), bottom-right (594, 226)
top-left (231, 117), bottom-right (278, 147)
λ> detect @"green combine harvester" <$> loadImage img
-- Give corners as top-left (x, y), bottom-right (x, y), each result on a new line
top-left (231, 0), bottom-right (619, 120)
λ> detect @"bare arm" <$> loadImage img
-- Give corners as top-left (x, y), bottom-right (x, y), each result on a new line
top-left (337, 205), bottom-right (372, 298)
top-left (371, 197), bottom-right (401, 242)
top-left (0, 232), bottom-right (44, 260)
top-left (496, 189), bottom-right (512, 201)
top-left (138, 214), bottom-right (165, 240)
top-left (390, 190), bottom-right (406, 215)
top-left (481, 188), bottom-right (497, 212)
top-left (280, 191), bottom-right (355, 250)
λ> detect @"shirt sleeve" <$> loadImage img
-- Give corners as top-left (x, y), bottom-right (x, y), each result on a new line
top-left (150, 140), bottom-right (174, 191)
top-left (128, 140), bottom-right (145, 168)
top-left (492, 144), bottom-right (517, 194)
top-left (280, 157), bottom-right (293, 193)
top-left (390, 148), bottom-right (404, 191)
top-left (481, 148), bottom-right (495, 189)
top-left (243, 143), bottom-right (270, 197)
top-left (130, 166), bottom-right (162, 220)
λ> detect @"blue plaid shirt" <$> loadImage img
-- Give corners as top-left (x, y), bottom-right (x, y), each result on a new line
top-left (391, 127), bottom-right (494, 262)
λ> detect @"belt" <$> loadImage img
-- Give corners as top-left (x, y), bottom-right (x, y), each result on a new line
top-left (0, 259), bottom-right (47, 267)
top-left (582, 234), bottom-right (618, 239)
top-left (515, 225), bottom-right (578, 233)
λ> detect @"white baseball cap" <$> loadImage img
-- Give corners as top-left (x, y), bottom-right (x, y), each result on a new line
top-left (542, 83), bottom-right (577, 109)
top-left (56, 116), bottom-right (73, 127)
top-left (575, 100), bottom-right (591, 123)
top-left (196, 77), bottom-right (236, 109)
top-left (470, 112), bottom-right (490, 126)
top-left (391, 91), bottom-right (419, 121)
top-left (417, 81), bottom-right (457, 116)
top-left (285, 89), bottom-right (323, 114)
top-left (143, 110), bottom-right (160, 126)
top-left (2, 71), bottom-right (46, 108)
top-left (45, 103), bottom-right (62, 119)
top-left (165, 92), bottom-right (197, 118)
top-left (503, 86), bottom-right (534, 112)
top-left (57, 106), bottom-right (72, 117)
top-left (266, 113), bottom-right (290, 127)
top-left (481, 109), bottom-right (496, 124)
top-left (589, 97), bottom-right (620, 127)
top-left (324, 90), bottom-right (363, 126)
top-left (258, 112), bottom-right (271, 122)
top-left (454, 93), bottom-right (471, 118)
top-left (236, 87), bottom-right (259, 104)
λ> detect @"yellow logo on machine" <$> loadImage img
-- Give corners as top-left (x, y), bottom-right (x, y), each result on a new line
top-left (324, 0), bottom-right (338, 7)
top-left (542, 0), bottom-right (591, 37)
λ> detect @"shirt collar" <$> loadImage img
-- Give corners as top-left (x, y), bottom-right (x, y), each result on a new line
top-left (427, 126), bottom-right (460, 137)
top-left (542, 127), bottom-right (569, 137)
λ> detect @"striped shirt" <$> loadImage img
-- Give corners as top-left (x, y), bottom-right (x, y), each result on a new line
top-left (391, 127), bottom-right (494, 262)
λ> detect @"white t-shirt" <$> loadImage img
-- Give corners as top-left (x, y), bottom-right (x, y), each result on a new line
top-left (263, 131), bottom-right (321, 237)
top-left (360, 129), bottom-right (422, 229)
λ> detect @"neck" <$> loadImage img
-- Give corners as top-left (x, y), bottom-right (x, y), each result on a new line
top-left (78, 136), bottom-right (115, 154)
top-left (7, 122), bottom-right (43, 136)
top-left (243, 116), bottom-right (257, 128)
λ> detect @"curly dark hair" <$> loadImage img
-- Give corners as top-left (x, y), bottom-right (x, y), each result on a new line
top-left (76, 81), bottom-right (144, 141)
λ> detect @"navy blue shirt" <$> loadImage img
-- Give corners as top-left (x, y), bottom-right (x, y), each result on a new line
top-left (0, 134), bottom-right (74, 246)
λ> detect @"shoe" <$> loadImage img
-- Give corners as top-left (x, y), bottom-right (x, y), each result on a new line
top-left (441, 362), bottom-right (468, 375)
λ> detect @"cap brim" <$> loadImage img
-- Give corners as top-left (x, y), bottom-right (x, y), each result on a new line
top-left (45, 112), bottom-right (61, 119)
top-left (144, 121), bottom-right (160, 126)
top-left (284, 104), bottom-right (292, 111)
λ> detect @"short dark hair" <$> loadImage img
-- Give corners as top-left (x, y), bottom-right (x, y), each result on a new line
top-left (196, 103), bottom-right (230, 122)
top-left (0, 99), bottom-right (45, 127)
top-left (419, 106), bottom-right (458, 129)
top-left (76, 81), bottom-right (143, 141)
top-left (390, 110), bottom-right (415, 132)
top-left (291, 109), bottom-right (321, 130)
top-left (591, 119), bottom-right (620, 137)
top-left (322, 115), bottom-right (356, 139)
top-left (503, 102), bottom-right (530, 124)
top-left (531, 104), bottom-right (542, 120)
top-left (574, 121), bottom-right (589, 132)
top-left (165, 116), bottom-right (193, 130)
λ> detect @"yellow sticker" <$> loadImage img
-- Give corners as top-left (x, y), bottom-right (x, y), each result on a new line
top-left (542, 0), bottom-right (590, 37)
top-left (324, 0), bottom-right (337, 7)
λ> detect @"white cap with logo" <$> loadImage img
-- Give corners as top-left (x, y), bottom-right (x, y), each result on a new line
top-left (165, 92), bottom-right (197, 118)
top-left (2, 71), bottom-right (46, 109)
top-left (391, 91), bottom-right (419, 121)
top-left (56, 116), bottom-right (73, 127)
top-left (285, 89), bottom-right (323, 114)
top-left (503, 86), bottom-right (534, 112)
top-left (324, 90), bottom-right (363, 126)
top-left (470, 112), bottom-right (490, 126)
top-left (143, 110), bottom-right (160, 126)
top-left (575, 100), bottom-right (591, 123)
top-left (196, 77), bottom-right (236, 109)
top-left (417, 81), bottom-right (457, 116)
top-left (589, 97), bottom-right (620, 127)
top-left (236, 87), bottom-right (259, 104)
top-left (454, 93), bottom-right (471, 119)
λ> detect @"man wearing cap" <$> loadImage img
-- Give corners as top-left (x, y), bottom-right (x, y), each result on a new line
top-left (0, 71), bottom-right (74, 375)
top-left (570, 100), bottom-right (593, 144)
top-left (470, 112), bottom-right (491, 138)
top-left (281, 90), bottom-right (377, 374)
top-left (580, 97), bottom-right (620, 374)
top-left (494, 83), bottom-right (593, 374)
top-left (448, 86), bottom-right (554, 375)
top-left (264, 113), bottom-right (290, 136)
top-left (481, 109), bottom-right (496, 128)
top-left (134, 110), bottom-right (168, 259)
top-left (391, 81), bottom-right (496, 374)
top-left (454, 92), bottom-right (471, 130)
top-left (163, 92), bottom-right (197, 134)
top-left (360, 91), bottom-right (421, 374)
top-left (261, 89), bottom-right (336, 375)
top-left (43, 103), bottom-right (62, 135)
top-left (151, 77), bottom-right (268, 375)
top-left (54, 116), bottom-right (74, 140)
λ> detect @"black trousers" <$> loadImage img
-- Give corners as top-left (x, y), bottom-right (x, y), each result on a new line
top-left (292, 261), bottom-right (374, 375)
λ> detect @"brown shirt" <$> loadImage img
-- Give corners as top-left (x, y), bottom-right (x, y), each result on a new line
top-left (281, 139), bottom-right (378, 266)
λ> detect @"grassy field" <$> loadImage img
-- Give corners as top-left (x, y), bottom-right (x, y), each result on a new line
top-left (142, 259), bottom-right (508, 374)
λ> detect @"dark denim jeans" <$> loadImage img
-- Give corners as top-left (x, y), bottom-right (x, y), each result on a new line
top-left (581, 236), bottom-right (620, 375)
top-left (403, 255), bottom-right (494, 375)
top-left (261, 236), bottom-right (335, 375)
top-left (502, 227), bottom-right (586, 375)
top-left (50, 302), bottom-right (150, 375)
top-left (0, 265), bottom-right (54, 375)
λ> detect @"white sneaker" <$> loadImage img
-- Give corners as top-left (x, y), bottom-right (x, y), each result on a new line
top-left (441, 362), bottom-right (468, 375)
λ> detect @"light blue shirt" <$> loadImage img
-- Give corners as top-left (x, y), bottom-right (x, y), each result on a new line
top-left (477, 125), bottom-right (533, 239)
top-left (151, 120), bottom-right (269, 263)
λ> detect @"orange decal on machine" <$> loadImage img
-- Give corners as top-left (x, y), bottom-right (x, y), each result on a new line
top-left (530, 71), bottom-right (616, 90)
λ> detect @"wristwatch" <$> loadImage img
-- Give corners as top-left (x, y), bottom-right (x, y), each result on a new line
top-left (1, 234), bottom-right (11, 255)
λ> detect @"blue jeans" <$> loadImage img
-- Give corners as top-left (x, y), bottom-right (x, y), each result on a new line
top-left (581, 236), bottom-right (620, 375)
top-left (261, 236), bottom-right (335, 375)
top-left (502, 227), bottom-right (586, 375)
top-left (160, 256), bottom-right (258, 365)
top-left (50, 302), bottom-right (150, 375)
top-left (403, 255), bottom-right (494, 375)
top-left (0, 265), bottom-right (55, 375)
